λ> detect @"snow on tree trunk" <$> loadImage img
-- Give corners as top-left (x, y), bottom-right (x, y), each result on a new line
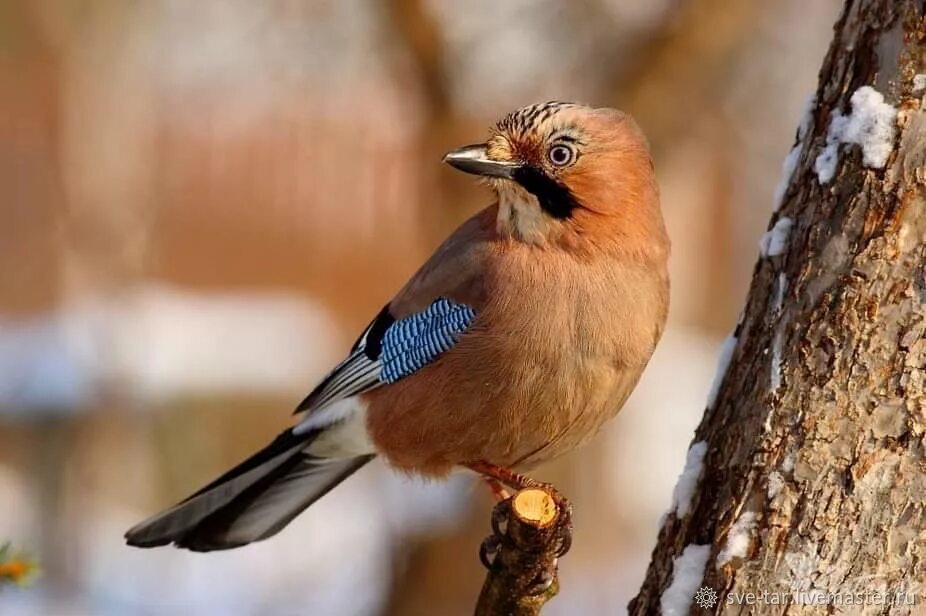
top-left (630, 1), bottom-right (926, 614)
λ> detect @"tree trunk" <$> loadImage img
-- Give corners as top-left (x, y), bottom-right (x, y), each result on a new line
top-left (631, 1), bottom-right (926, 614)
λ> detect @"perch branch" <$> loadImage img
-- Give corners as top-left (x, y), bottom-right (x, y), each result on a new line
top-left (474, 486), bottom-right (573, 616)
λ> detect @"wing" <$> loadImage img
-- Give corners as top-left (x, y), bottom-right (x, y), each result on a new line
top-left (293, 207), bottom-right (496, 418)
top-left (293, 306), bottom-right (394, 414)
top-left (294, 298), bottom-right (476, 415)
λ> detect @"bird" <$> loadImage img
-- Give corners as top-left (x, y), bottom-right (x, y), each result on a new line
top-left (124, 101), bottom-right (670, 552)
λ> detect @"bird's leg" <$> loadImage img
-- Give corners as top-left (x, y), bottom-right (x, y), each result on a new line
top-left (466, 460), bottom-right (540, 491)
top-left (483, 477), bottom-right (511, 501)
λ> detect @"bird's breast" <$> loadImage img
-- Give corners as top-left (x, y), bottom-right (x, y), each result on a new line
top-left (365, 248), bottom-right (668, 475)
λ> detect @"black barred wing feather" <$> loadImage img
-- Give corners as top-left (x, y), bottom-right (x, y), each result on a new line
top-left (380, 299), bottom-right (476, 383)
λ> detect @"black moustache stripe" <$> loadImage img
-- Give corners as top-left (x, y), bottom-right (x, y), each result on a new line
top-left (511, 165), bottom-right (579, 219)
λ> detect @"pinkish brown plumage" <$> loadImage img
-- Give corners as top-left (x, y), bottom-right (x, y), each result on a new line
top-left (125, 102), bottom-right (669, 552)
top-left (367, 104), bottom-right (668, 474)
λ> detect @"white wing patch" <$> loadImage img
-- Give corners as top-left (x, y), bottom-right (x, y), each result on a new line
top-left (301, 398), bottom-right (374, 458)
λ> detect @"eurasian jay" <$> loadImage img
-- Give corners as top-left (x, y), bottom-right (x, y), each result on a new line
top-left (125, 102), bottom-right (670, 551)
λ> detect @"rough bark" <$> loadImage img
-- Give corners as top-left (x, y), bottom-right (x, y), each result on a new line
top-left (631, 1), bottom-right (926, 614)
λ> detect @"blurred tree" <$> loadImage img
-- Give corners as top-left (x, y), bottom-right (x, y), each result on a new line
top-left (631, 1), bottom-right (926, 613)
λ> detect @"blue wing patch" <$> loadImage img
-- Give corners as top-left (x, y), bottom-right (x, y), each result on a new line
top-left (294, 298), bottom-right (475, 416)
top-left (380, 298), bottom-right (476, 383)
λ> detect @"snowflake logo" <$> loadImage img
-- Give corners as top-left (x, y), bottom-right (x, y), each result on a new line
top-left (694, 585), bottom-right (718, 609)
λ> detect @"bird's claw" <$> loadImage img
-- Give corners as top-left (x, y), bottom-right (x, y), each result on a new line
top-left (552, 496), bottom-right (573, 557)
top-left (480, 498), bottom-right (511, 569)
top-left (479, 534), bottom-right (501, 570)
top-left (490, 498), bottom-right (510, 537)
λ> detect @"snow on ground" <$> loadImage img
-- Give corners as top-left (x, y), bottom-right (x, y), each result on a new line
top-left (0, 284), bottom-right (342, 414)
top-left (0, 459), bottom-right (471, 616)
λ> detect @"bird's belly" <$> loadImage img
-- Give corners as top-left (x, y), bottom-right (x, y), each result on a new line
top-left (491, 354), bottom-right (641, 469)
top-left (365, 336), bottom-right (641, 476)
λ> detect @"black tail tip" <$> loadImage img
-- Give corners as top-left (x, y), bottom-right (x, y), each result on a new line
top-left (124, 527), bottom-right (249, 552)
top-left (124, 536), bottom-right (162, 549)
top-left (124, 526), bottom-right (172, 549)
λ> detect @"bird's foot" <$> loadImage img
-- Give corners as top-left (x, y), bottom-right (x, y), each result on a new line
top-left (467, 460), bottom-right (573, 557)
top-left (551, 498), bottom-right (573, 557)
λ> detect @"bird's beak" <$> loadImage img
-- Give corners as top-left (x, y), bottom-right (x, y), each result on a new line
top-left (443, 144), bottom-right (521, 179)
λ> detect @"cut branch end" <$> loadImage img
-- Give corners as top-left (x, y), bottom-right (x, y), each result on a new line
top-left (474, 485), bottom-right (573, 616)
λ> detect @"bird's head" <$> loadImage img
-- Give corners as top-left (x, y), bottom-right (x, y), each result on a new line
top-left (444, 102), bottom-right (666, 259)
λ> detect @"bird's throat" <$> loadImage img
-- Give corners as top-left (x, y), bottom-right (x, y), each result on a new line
top-left (495, 183), bottom-right (555, 245)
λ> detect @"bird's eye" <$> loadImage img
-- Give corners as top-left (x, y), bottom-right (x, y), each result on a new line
top-left (548, 144), bottom-right (576, 167)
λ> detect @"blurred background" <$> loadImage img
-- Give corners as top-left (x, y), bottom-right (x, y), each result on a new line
top-left (0, 1), bottom-right (840, 614)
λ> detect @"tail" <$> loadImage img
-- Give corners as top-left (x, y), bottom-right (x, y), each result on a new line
top-left (124, 428), bottom-right (373, 551)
